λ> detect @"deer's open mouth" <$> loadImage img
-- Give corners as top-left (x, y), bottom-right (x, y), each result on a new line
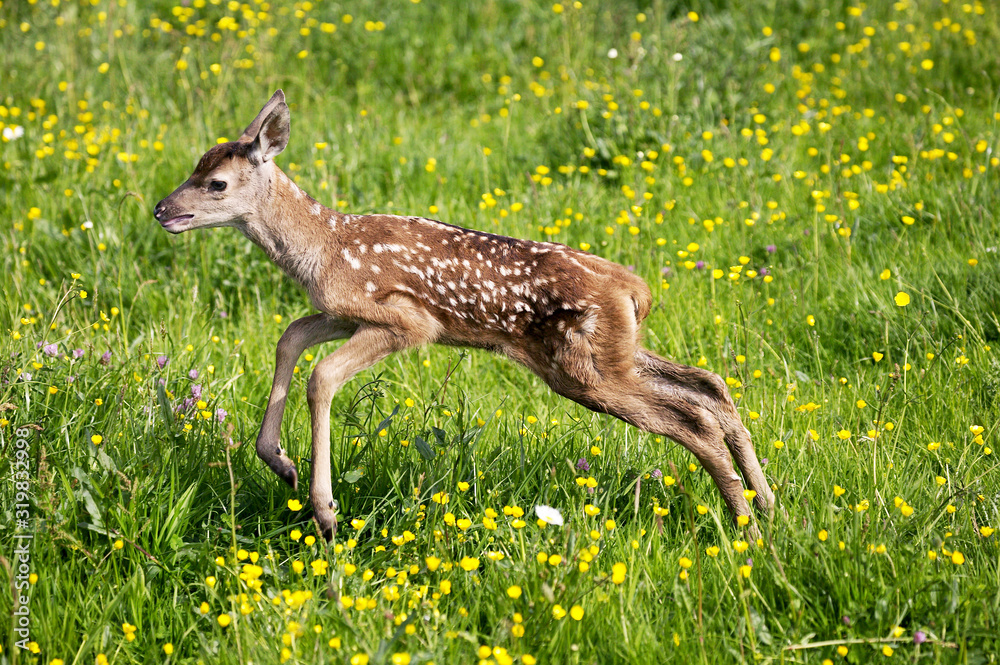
top-left (159, 214), bottom-right (194, 231)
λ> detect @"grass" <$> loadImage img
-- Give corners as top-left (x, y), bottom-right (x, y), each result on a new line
top-left (2, 0), bottom-right (999, 663)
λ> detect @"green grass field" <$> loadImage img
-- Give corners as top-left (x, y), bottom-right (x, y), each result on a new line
top-left (2, 0), bottom-right (999, 663)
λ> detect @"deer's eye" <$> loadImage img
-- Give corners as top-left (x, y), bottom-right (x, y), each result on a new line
top-left (209, 180), bottom-right (227, 192)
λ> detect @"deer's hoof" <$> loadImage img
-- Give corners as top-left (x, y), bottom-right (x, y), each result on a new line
top-left (755, 487), bottom-right (777, 516)
top-left (274, 459), bottom-right (298, 490)
top-left (314, 512), bottom-right (337, 542)
top-left (256, 438), bottom-right (300, 490)
top-left (312, 498), bottom-right (338, 542)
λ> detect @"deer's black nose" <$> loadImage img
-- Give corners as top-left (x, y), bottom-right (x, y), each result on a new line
top-left (153, 201), bottom-right (166, 220)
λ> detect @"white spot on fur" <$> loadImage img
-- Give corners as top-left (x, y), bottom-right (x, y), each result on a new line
top-left (342, 248), bottom-right (361, 270)
top-left (565, 255), bottom-right (598, 275)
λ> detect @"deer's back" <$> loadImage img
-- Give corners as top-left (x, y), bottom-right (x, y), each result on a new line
top-left (314, 214), bottom-right (651, 346)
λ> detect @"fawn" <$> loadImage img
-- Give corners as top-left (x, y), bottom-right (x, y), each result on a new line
top-left (155, 90), bottom-right (774, 540)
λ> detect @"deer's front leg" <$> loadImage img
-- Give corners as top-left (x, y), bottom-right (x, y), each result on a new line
top-left (257, 314), bottom-right (357, 488)
top-left (307, 326), bottom-right (409, 540)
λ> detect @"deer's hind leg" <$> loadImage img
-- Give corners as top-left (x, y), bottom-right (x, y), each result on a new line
top-left (532, 364), bottom-right (756, 522)
top-left (635, 395), bottom-right (754, 521)
top-left (635, 350), bottom-right (774, 515)
top-left (518, 294), bottom-right (758, 525)
top-left (577, 376), bottom-right (755, 523)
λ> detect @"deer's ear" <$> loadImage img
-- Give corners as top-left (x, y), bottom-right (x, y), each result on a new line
top-left (240, 90), bottom-right (290, 162)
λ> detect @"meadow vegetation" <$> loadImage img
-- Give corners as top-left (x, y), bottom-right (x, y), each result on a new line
top-left (1, 0), bottom-right (999, 663)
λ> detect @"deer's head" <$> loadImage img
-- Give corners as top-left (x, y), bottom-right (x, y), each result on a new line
top-left (154, 90), bottom-right (290, 233)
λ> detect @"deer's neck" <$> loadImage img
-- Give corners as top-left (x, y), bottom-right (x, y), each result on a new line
top-left (241, 167), bottom-right (333, 286)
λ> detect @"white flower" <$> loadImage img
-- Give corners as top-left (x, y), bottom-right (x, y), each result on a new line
top-left (534, 505), bottom-right (564, 526)
top-left (672, 52), bottom-right (683, 62)
top-left (607, 48), bottom-right (618, 59)
top-left (2, 125), bottom-right (25, 141)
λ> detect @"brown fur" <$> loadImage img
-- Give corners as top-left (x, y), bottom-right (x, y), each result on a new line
top-left (155, 91), bottom-right (775, 540)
